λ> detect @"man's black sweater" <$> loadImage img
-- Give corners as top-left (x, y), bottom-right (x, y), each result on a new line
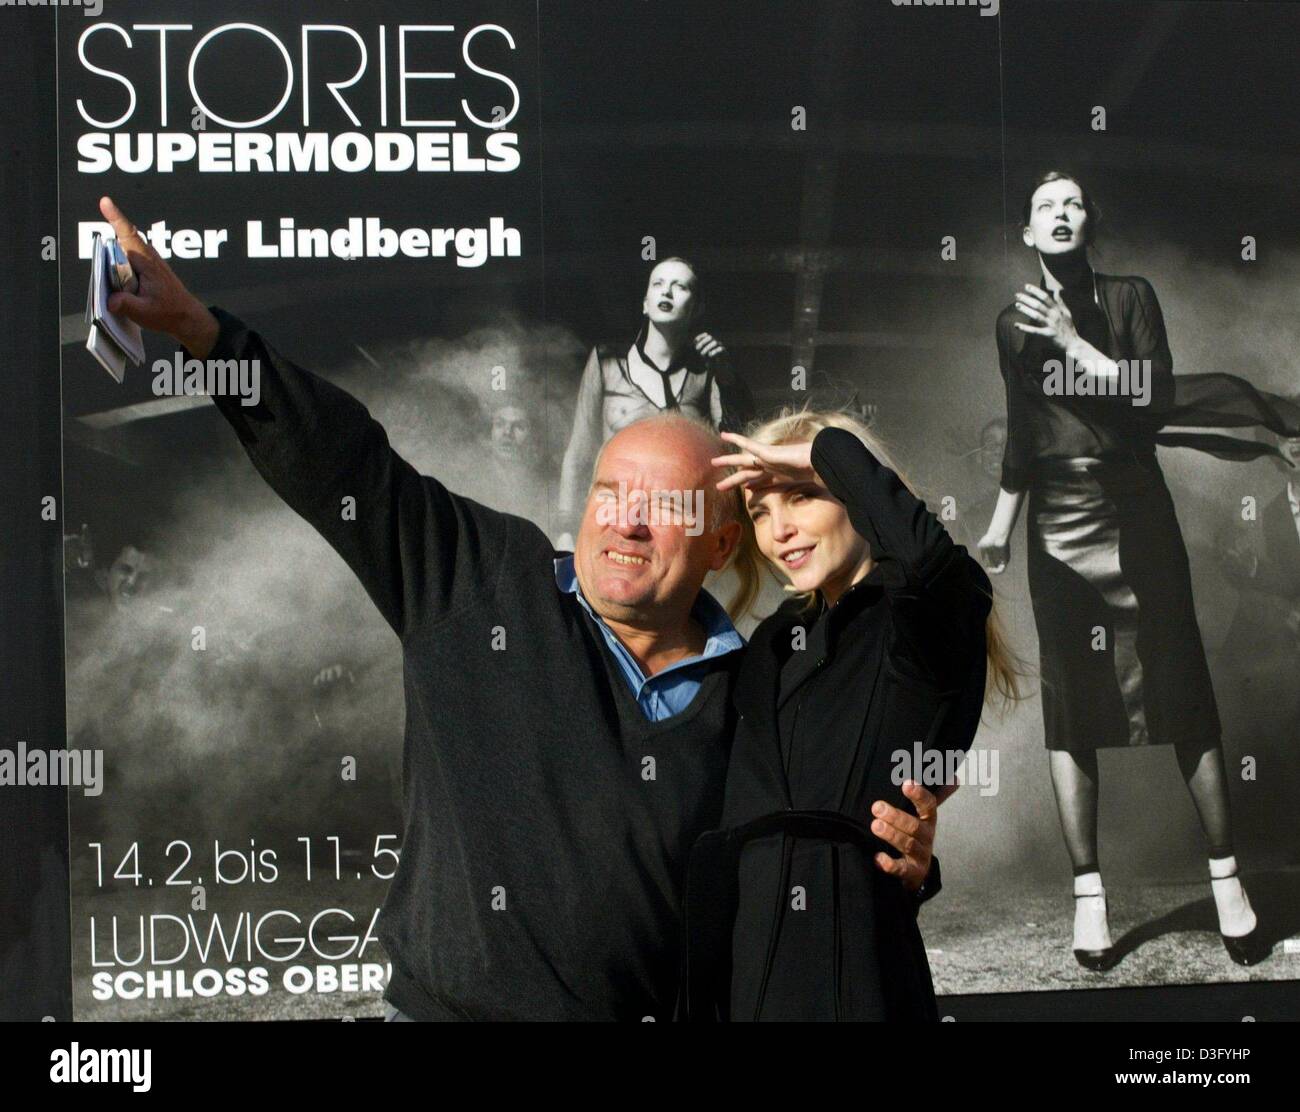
top-left (205, 309), bottom-right (741, 1020)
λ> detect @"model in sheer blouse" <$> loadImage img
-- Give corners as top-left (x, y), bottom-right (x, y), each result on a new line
top-left (978, 171), bottom-right (1299, 970)
top-left (555, 257), bottom-right (754, 546)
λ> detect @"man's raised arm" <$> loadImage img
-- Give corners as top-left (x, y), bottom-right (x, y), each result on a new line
top-left (97, 196), bottom-right (511, 639)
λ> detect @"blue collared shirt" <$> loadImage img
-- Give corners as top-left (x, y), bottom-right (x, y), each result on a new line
top-left (554, 555), bottom-right (745, 721)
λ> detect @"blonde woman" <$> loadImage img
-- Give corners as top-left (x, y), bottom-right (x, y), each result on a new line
top-left (678, 407), bottom-right (1018, 1021)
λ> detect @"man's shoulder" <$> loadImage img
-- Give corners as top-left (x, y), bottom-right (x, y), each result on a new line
top-left (414, 483), bottom-right (563, 590)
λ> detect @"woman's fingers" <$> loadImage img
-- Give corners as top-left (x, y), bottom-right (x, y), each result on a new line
top-left (714, 468), bottom-right (763, 492)
top-left (1012, 322), bottom-right (1052, 336)
top-left (718, 430), bottom-right (763, 456)
top-left (1014, 296), bottom-right (1048, 322)
top-left (694, 333), bottom-right (724, 358)
top-left (717, 431), bottom-right (819, 487)
top-left (710, 452), bottom-right (753, 468)
top-left (978, 540), bottom-right (1006, 574)
top-left (714, 434), bottom-right (777, 474)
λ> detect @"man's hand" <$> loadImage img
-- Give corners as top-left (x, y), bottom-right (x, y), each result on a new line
top-left (97, 196), bottom-right (219, 358)
top-left (870, 780), bottom-right (957, 893)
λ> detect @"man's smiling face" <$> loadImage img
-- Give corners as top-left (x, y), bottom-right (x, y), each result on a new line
top-left (574, 417), bottom-right (738, 627)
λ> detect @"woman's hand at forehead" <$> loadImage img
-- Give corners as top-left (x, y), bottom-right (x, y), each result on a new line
top-left (712, 431), bottom-right (817, 492)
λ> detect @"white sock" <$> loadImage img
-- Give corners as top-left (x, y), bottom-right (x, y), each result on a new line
top-left (1074, 871), bottom-right (1104, 898)
top-left (1073, 872), bottom-right (1112, 950)
top-left (1209, 855), bottom-right (1257, 938)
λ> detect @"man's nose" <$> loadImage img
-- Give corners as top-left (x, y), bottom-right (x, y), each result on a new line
top-left (612, 492), bottom-right (651, 536)
top-left (612, 516), bottom-right (650, 538)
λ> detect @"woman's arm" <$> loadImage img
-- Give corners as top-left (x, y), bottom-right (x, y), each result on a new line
top-left (978, 487), bottom-right (1025, 575)
top-left (556, 346), bottom-right (606, 538)
top-left (709, 350), bottom-right (756, 434)
top-left (810, 426), bottom-right (992, 686)
top-left (808, 425), bottom-right (953, 585)
top-left (979, 313), bottom-right (1031, 572)
top-left (714, 425), bottom-right (985, 597)
top-left (714, 428), bottom-right (990, 687)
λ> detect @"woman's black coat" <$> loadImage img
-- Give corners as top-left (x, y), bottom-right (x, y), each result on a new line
top-left (678, 426), bottom-right (992, 1021)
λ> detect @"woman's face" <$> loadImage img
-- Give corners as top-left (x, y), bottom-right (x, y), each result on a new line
top-left (642, 260), bottom-right (698, 327)
top-left (1023, 178), bottom-right (1089, 255)
top-left (746, 475), bottom-right (870, 602)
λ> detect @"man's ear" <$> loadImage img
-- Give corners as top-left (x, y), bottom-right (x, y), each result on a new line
top-left (709, 519), bottom-right (742, 570)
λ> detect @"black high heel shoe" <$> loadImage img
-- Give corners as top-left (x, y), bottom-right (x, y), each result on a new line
top-left (1072, 891), bottom-right (1114, 971)
top-left (1214, 868), bottom-right (1270, 966)
top-left (1221, 930), bottom-right (1270, 966)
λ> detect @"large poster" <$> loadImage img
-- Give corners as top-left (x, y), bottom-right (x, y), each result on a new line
top-left (56, 0), bottom-right (1299, 1020)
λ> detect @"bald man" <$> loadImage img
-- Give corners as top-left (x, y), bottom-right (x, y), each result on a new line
top-left (95, 196), bottom-right (943, 1021)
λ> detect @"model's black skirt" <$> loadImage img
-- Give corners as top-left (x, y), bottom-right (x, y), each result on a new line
top-left (1025, 454), bottom-right (1220, 752)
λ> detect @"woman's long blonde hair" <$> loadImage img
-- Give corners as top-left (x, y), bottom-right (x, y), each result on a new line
top-left (724, 405), bottom-right (1023, 708)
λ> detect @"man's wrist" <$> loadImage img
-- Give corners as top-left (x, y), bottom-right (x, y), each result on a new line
top-left (176, 303), bottom-right (220, 359)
